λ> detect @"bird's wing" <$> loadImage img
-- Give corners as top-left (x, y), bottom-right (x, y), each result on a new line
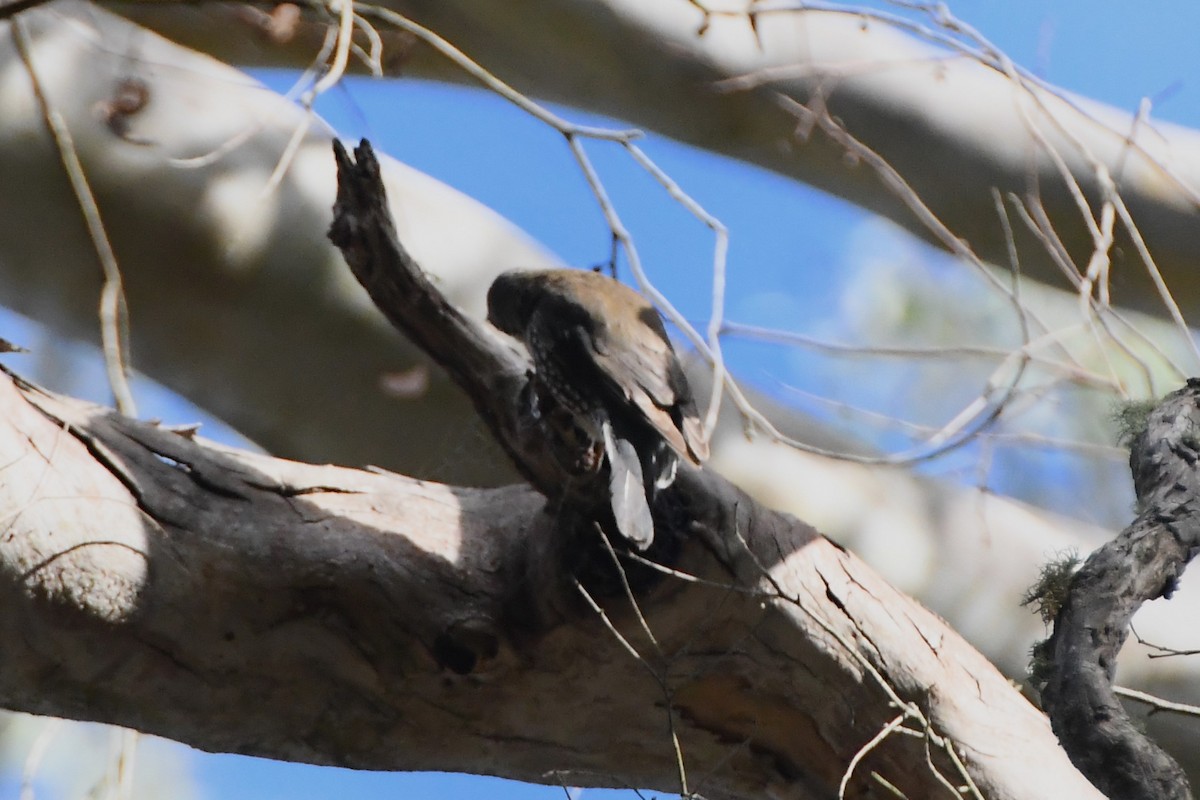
top-left (591, 325), bottom-right (678, 407)
top-left (530, 297), bottom-right (706, 463)
top-left (590, 327), bottom-right (704, 462)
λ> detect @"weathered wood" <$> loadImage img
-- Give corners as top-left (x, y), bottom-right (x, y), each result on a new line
top-left (0, 369), bottom-right (1101, 797)
top-left (1039, 382), bottom-right (1200, 799)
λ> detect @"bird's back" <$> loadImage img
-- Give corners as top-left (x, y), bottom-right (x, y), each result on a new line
top-left (520, 270), bottom-right (707, 464)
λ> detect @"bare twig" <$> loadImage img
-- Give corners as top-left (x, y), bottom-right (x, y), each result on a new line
top-left (12, 19), bottom-right (137, 416)
top-left (1116, 687), bottom-right (1200, 719)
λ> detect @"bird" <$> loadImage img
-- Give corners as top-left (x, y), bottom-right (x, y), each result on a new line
top-left (487, 268), bottom-right (708, 549)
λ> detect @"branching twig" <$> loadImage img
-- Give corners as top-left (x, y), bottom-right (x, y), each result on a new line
top-left (13, 19), bottom-right (137, 417)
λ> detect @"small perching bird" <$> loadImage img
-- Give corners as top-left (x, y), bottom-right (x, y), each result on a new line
top-left (487, 268), bottom-right (708, 549)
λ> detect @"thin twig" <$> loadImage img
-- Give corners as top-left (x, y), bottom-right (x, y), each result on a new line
top-left (1115, 686), bottom-right (1200, 719)
top-left (13, 20), bottom-right (137, 416)
top-left (728, 523), bottom-right (984, 799)
top-left (839, 713), bottom-right (907, 799)
top-left (115, 728), bottom-right (139, 800)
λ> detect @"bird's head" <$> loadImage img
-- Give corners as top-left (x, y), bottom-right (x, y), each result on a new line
top-left (486, 270), bottom-right (542, 336)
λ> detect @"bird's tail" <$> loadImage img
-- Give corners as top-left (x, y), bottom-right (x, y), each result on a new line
top-left (602, 420), bottom-right (655, 550)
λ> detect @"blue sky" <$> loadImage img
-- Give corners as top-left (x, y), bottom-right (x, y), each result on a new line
top-left (7, 2), bottom-right (1200, 798)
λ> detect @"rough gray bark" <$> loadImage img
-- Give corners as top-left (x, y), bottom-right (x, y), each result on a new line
top-left (1038, 382), bottom-right (1200, 800)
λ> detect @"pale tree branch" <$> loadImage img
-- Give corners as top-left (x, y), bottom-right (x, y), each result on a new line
top-left (0, 366), bottom-right (1100, 798)
top-left (117, 0), bottom-right (1200, 317)
top-left (0, 0), bottom-right (563, 485)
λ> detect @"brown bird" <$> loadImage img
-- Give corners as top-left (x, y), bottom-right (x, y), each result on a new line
top-left (487, 268), bottom-right (708, 548)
